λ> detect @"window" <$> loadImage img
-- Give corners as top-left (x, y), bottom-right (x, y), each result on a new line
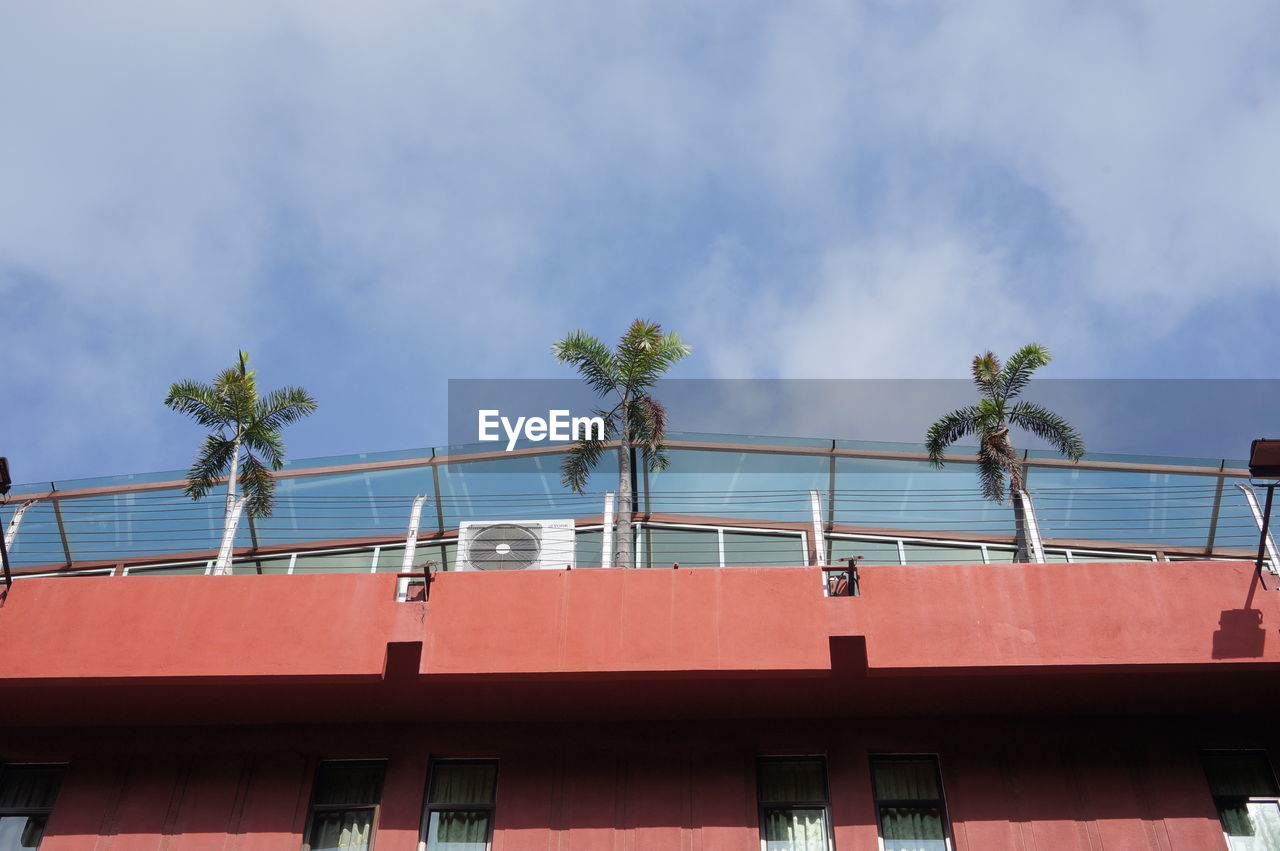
top-left (0, 764), bottom-right (65, 850)
top-left (303, 761), bottom-right (385, 851)
top-left (423, 760), bottom-right (497, 851)
top-left (870, 756), bottom-right (951, 851)
top-left (1203, 751), bottom-right (1280, 850)
top-left (756, 757), bottom-right (831, 851)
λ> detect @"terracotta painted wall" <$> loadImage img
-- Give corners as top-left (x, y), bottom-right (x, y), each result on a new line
top-left (1, 561), bottom-right (1275, 684)
top-left (11, 718), bottom-right (1256, 851)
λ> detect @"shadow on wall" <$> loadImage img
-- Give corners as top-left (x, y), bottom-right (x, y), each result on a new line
top-left (1212, 608), bottom-right (1266, 659)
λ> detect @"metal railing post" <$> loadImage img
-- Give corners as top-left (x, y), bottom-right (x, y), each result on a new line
top-left (602, 492), bottom-right (615, 569)
top-left (51, 496), bottom-right (72, 567)
top-left (401, 495), bottom-right (428, 573)
top-left (1204, 467), bottom-right (1226, 555)
top-left (4, 499), bottom-right (36, 552)
top-left (809, 489), bottom-right (825, 567)
top-left (1, 499), bottom-right (37, 588)
top-left (1017, 488), bottom-right (1047, 564)
top-left (1239, 483), bottom-right (1280, 572)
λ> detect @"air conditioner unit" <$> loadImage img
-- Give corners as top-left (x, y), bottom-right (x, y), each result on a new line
top-left (457, 519), bottom-right (576, 571)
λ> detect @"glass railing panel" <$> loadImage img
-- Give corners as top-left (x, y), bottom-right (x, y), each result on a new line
top-left (252, 466), bottom-right (433, 550)
top-left (231, 556), bottom-right (292, 575)
top-left (57, 488), bottom-right (223, 565)
top-left (641, 528), bottom-right (720, 568)
top-left (291, 550), bottom-right (377, 573)
top-left (1027, 468), bottom-right (1218, 548)
top-left (1067, 552), bottom-right (1156, 562)
top-left (902, 542), bottom-right (988, 565)
top-left (835, 439), bottom-right (943, 455)
top-left (834, 457), bottom-right (1014, 535)
top-left (278, 447), bottom-right (434, 470)
top-left (436, 453), bottom-right (614, 528)
top-left (668, 431), bottom-right (834, 449)
top-left (722, 531), bottom-right (807, 567)
top-left (0, 500), bottom-right (62, 568)
top-left (647, 449), bottom-right (826, 523)
top-left (373, 546), bottom-right (405, 573)
top-left (574, 530), bottom-right (603, 569)
top-left (127, 564), bottom-right (209, 576)
top-left (1214, 484), bottom-right (1270, 555)
top-left (50, 468), bottom-right (187, 490)
top-left (829, 537), bottom-right (903, 566)
top-left (1025, 448), bottom-right (1231, 468)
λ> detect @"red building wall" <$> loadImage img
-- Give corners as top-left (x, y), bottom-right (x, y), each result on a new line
top-left (5, 718), bottom-right (1255, 850)
top-left (2, 561), bottom-right (1277, 849)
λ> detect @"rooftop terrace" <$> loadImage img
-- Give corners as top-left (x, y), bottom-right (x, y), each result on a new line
top-left (1, 432), bottom-right (1272, 578)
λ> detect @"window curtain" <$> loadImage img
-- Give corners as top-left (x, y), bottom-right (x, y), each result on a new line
top-left (758, 761), bottom-right (825, 802)
top-left (312, 764), bottom-right (384, 808)
top-left (872, 760), bottom-right (941, 801)
top-left (1206, 754), bottom-right (1280, 798)
top-left (1223, 801), bottom-right (1280, 851)
top-left (763, 807), bottom-right (827, 851)
top-left (427, 810), bottom-right (491, 850)
top-left (879, 806), bottom-right (947, 851)
top-left (873, 760), bottom-right (947, 851)
top-left (307, 810), bottom-right (373, 851)
top-left (430, 764), bottom-right (497, 805)
top-left (0, 768), bottom-right (62, 809)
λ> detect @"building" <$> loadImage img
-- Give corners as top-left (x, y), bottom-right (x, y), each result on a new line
top-left (1, 432), bottom-right (1278, 850)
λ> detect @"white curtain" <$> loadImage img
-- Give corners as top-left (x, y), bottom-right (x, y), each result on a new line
top-left (763, 807), bottom-right (828, 851)
top-left (1224, 801), bottom-right (1280, 851)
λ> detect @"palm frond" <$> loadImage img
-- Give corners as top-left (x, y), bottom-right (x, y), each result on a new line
top-left (242, 426), bottom-right (286, 471)
top-left (999, 342), bottom-right (1051, 400)
top-left (629, 395), bottom-right (667, 450)
top-left (976, 447), bottom-right (1008, 504)
top-left (239, 452), bottom-right (276, 519)
top-left (971, 352), bottom-right (1001, 396)
top-left (257, 386), bottom-right (319, 433)
top-left (981, 428), bottom-right (1022, 500)
top-left (561, 432), bottom-right (608, 494)
top-left (1009, 400), bottom-right (1085, 461)
top-left (617, 320), bottom-right (690, 393)
top-left (925, 406), bottom-right (982, 466)
top-left (164, 381), bottom-right (228, 431)
top-left (184, 434), bottom-right (236, 501)
top-left (630, 395), bottom-right (671, 472)
top-left (553, 331), bottom-right (618, 399)
top-left (207, 362), bottom-right (257, 426)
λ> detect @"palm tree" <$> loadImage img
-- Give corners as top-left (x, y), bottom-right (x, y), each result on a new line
top-left (925, 343), bottom-right (1084, 562)
top-left (164, 351), bottom-right (317, 573)
top-left (554, 320), bottom-right (690, 568)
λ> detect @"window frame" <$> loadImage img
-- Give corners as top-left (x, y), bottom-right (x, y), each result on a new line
top-left (420, 758), bottom-right (499, 851)
top-left (868, 754), bottom-right (954, 851)
top-left (300, 759), bottom-right (387, 851)
top-left (0, 763), bottom-right (68, 851)
top-left (755, 755), bottom-right (835, 851)
top-left (1202, 749), bottom-right (1280, 849)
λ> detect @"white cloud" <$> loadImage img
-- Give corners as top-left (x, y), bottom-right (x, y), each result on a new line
top-left (1, 0), bottom-right (1276, 480)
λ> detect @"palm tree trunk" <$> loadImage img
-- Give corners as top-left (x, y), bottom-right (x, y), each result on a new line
top-left (214, 438), bottom-right (242, 575)
top-left (616, 425), bottom-right (633, 568)
top-left (1012, 492), bottom-right (1029, 562)
top-left (224, 437), bottom-right (241, 523)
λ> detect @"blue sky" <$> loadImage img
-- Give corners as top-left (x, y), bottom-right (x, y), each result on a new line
top-left (2, 1), bottom-right (1279, 484)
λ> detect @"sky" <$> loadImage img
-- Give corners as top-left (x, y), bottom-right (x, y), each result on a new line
top-left (2, 1), bottom-right (1279, 485)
